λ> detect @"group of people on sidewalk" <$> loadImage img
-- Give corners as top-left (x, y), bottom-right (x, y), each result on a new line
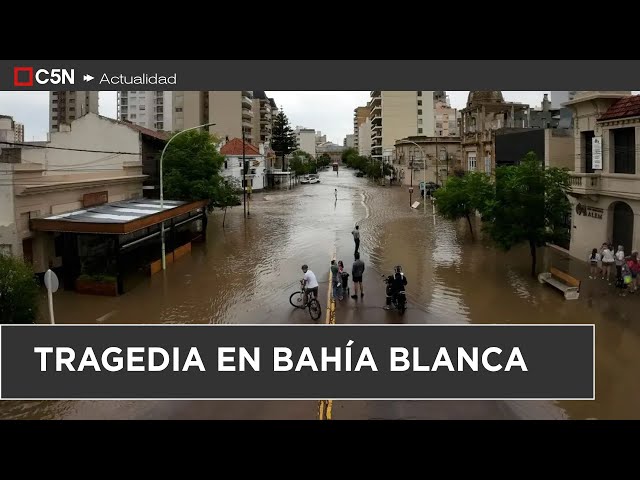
top-left (589, 243), bottom-right (640, 293)
top-left (330, 225), bottom-right (365, 302)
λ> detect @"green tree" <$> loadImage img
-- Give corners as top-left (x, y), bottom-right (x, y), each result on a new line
top-left (483, 152), bottom-right (571, 277)
top-left (271, 111), bottom-right (297, 171)
top-left (433, 171), bottom-right (493, 240)
top-left (212, 177), bottom-right (241, 228)
top-left (162, 129), bottom-right (225, 212)
top-left (317, 153), bottom-right (332, 168)
top-left (341, 147), bottom-right (358, 164)
top-left (0, 255), bottom-right (40, 324)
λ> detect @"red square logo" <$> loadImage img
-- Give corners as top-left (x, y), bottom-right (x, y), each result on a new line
top-left (14, 67), bottom-right (34, 87)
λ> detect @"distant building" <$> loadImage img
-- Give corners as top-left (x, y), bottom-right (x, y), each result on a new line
top-left (295, 127), bottom-right (317, 157)
top-left (344, 134), bottom-right (355, 148)
top-left (14, 122), bottom-right (24, 143)
top-left (49, 91), bottom-right (99, 132)
top-left (550, 91), bottom-right (577, 109)
top-left (527, 93), bottom-right (561, 129)
top-left (394, 136), bottom-right (461, 186)
top-left (117, 91), bottom-right (173, 131)
top-left (353, 106), bottom-right (369, 154)
top-left (434, 101), bottom-right (459, 137)
top-left (251, 91), bottom-right (273, 147)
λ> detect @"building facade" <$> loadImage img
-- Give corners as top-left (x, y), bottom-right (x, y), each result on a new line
top-left (14, 122), bottom-right (24, 142)
top-left (353, 106), bottom-right (369, 153)
top-left (251, 91), bottom-right (273, 147)
top-left (295, 127), bottom-right (317, 157)
top-left (0, 113), bottom-right (150, 273)
top-left (344, 134), bottom-right (355, 148)
top-left (49, 91), bottom-right (99, 132)
top-left (459, 91), bottom-right (529, 176)
top-left (434, 101), bottom-right (459, 137)
top-left (369, 91), bottom-right (435, 160)
top-left (394, 136), bottom-right (461, 186)
top-left (116, 91), bottom-right (174, 131)
top-left (564, 91), bottom-right (638, 259)
top-left (220, 138), bottom-right (267, 191)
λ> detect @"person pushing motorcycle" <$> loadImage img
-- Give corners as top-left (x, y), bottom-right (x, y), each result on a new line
top-left (384, 265), bottom-right (407, 310)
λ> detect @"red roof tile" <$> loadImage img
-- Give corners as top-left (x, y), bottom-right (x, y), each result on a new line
top-left (599, 95), bottom-right (640, 121)
top-left (219, 138), bottom-right (261, 156)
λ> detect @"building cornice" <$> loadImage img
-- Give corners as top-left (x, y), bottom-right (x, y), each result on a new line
top-left (16, 175), bottom-right (148, 196)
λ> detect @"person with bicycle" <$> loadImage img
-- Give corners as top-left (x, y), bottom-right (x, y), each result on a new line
top-left (301, 264), bottom-right (319, 305)
top-left (384, 265), bottom-right (407, 310)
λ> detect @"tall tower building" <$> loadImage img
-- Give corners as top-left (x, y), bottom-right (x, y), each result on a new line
top-left (49, 91), bottom-right (99, 132)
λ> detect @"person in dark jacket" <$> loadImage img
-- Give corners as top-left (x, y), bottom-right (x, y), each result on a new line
top-left (385, 265), bottom-right (407, 310)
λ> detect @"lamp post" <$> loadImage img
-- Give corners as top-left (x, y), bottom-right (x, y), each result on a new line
top-left (159, 122), bottom-right (216, 271)
top-left (398, 139), bottom-right (427, 213)
top-left (409, 186), bottom-right (414, 207)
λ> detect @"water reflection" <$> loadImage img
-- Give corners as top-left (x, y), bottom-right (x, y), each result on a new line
top-left (2, 169), bottom-right (639, 419)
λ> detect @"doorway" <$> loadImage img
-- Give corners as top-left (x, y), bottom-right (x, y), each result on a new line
top-left (611, 202), bottom-right (634, 253)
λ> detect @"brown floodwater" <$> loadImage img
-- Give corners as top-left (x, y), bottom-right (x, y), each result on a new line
top-left (1, 169), bottom-right (638, 420)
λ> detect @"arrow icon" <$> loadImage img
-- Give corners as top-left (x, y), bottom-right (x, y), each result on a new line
top-left (83, 74), bottom-right (94, 82)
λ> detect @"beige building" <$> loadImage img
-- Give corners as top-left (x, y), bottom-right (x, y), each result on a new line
top-left (353, 106), bottom-right (369, 154)
top-left (175, 91), bottom-right (255, 145)
top-left (0, 113), bottom-right (149, 272)
top-left (14, 122), bottom-right (24, 142)
top-left (295, 127), bottom-right (317, 157)
top-left (116, 91), bottom-right (173, 131)
top-left (434, 101), bottom-right (459, 137)
top-left (394, 136), bottom-right (461, 186)
top-left (564, 91), bottom-right (638, 259)
top-left (459, 91), bottom-right (529, 174)
top-left (369, 91), bottom-right (435, 161)
top-left (49, 91), bottom-right (99, 132)
top-left (251, 91), bottom-right (273, 147)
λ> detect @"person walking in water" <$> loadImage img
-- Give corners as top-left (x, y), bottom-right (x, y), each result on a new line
top-left (334, 189), bottom-right (338, 202)
top-left (351, 252), bottom-right (365, 300)
top-left (352, 225), bottom-right (360, 254)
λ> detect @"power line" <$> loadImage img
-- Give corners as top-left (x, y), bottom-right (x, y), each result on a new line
top-left (0, 140), bottom-right (140, 155)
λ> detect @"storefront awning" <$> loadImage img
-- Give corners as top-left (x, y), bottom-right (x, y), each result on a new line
top-left (30, 198), bottom-right (208, 235)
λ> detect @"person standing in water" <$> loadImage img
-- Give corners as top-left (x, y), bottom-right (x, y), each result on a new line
top-left (352, 225), bottom-right (360, 254)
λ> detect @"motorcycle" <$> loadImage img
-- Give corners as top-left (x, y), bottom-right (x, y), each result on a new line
top-left (382, 274), bottom-right (406, 315)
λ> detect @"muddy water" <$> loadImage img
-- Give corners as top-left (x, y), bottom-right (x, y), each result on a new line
top-left (1, 169), bottom-right (638, 419)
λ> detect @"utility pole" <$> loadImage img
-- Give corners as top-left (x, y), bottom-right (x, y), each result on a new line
top-left (435, 135), bottom-right (439, 186)
top-left (243, 128), bottom-right (247, 218)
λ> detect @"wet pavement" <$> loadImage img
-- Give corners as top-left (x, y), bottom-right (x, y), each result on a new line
top-left (2, 168), bottom-right (639, 420)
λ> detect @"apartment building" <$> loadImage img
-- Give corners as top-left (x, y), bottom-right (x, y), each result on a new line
top-left (344, 134), bottom-right (355, 148)
top-left (369, 91), bottom-right (435, 161)
top-left (550, 91), bottom-right (577, 109)
top-left (353, 106), bottom-right (369, 153)
top-left (49, 91), bottom-right (99, 132)
top-left (0, 115), bottom-right (18, 146)
top-left (14, 122), bottom-right (24, 142)
top-left (295, 127), bottom-right (316, 156)
top-left (564, 91), bottom-right (638, 259)
top-left (434, 101), bottom-right (459, 137)
top-left (116, 91), bottom-right (174, 131)
top-left (252, 91), bottom-right (273, 147)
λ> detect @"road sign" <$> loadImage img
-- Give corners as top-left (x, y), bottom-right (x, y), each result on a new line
top-left (44, 269), bottom-right (58, 324)
top-left (44, 269), bottom-right (59, 293)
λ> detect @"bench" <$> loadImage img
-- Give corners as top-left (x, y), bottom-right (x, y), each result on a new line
top-left (538, 266), bottom-right (581, 300)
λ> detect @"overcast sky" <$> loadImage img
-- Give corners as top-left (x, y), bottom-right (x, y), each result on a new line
top-left (0, 90), bottom-right (627, 143)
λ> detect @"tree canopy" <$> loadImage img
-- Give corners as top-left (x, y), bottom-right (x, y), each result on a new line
top-left (271, 111), bottom-right (297, 169)
top-left (0, 255), bottom-right (39, 324)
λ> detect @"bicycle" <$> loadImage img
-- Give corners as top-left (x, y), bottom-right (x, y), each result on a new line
top-left (289, 281), bottom-right (322, 321)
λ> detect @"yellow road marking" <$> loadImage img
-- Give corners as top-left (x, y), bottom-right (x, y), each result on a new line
top-left (318, 246), bottom-right (337, 420)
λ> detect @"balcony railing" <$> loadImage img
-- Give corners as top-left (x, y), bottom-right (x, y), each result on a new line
top-left (570, 172), bottom-right (640, 199)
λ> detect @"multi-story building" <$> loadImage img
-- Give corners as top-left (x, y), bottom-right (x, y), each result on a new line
top-left (251, 91), bottom-right (273, 147)
top-left (394, 135), bottom-right (461, 186)
top-left (0, 115), bottom-right (18, 146)
top-left (550, 91), bottom-right (577, 109)
top-left (353, 106), bottom-right (369, 153)
top-left (315, 131), bottom-right (327, 145)
top-left (117, 91), bottom-right (174, 131)
top-left (344, 134), bottom-right (355, 148)
top-left (564, 91), bottom-right (637, 258)
top-left (176, 91), bottom-right (255, 145)
top-left (14, 122), bottom-right (24, 143)
top-left (49, 91), bottom-right (99, 132)
top-left (527, 93), bottom-right (561, 129)
top-left (295, 127), bottom-right (316, 157)
top-left (434, 101), bottom-right (459, 137)
top-left (369, 91), bottom-right (435, 161)
top-left (459, 91), bottom-right (529, 175)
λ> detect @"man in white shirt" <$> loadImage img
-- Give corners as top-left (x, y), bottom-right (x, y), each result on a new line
top-left (301, 264), bottom-right (319, 305)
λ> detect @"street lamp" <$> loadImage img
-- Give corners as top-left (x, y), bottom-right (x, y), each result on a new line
top-left (159, 122), bottom-right (216, 271)
top-left (397, 139), bottom-right (427, 213)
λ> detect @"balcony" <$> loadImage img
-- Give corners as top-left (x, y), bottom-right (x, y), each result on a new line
top-left (371, 113), bottom-right (382, 123)
top-left (242, 108), bottom-right (254, 120)
top-left (260, 117), bottom-right (270, 124)
top-left (569, 172), bottom-right (640, 200)
top-left (242, 119), bottom-right (253, 129)
top-left (242, 95), bottom-right (253, 108)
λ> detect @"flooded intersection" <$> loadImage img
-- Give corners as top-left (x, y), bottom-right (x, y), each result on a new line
top-left (2, 169), bottom-right (639, 420)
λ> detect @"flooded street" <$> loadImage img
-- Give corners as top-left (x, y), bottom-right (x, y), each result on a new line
top-left (2, 169), bottom-right (639, 420)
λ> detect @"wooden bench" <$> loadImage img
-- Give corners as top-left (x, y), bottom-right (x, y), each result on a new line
top-left (538, 266), bottom-right (581, 300)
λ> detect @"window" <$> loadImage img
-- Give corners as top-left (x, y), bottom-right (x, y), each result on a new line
top-left (418, 100), bottom-right (422, 106)
top-left (418, 128), bottom-right (423, 134)
top-left (467, 153), bottom-right (477, 171)
top-left (417, 91), bottom-right (422, 96)
top-left (69, 107), bottom-right (75, 112)
top-left (139, 105), bottom-right (145, 110)
top-left (418, 109), bottom-right (422, 115)
top-left (130, 114), bottom-right (137, 119)
top-left (52, 108), bottom-right (57, 112)
top-left (583, 130), bottom-right (595, 173)
top-left (484, 156), bottom-right (491, 175)
top-left (52, 99), bottom-right (58, 104)
top-left (130, 91), bottom-right (136, 94)
top-left (418, 119), bottom-right (423, 125)
top-left (613, 127), bottom-right (635, 174)
top-left (175, 107), bottom-right (183, 112)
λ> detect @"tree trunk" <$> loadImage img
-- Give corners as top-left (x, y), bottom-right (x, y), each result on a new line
top-left (465, 214), bottom-right (475, 240)
top-left (529, 240), bottom-right (537, 277)
top-left (222, 207), bottom-right (227, 228)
